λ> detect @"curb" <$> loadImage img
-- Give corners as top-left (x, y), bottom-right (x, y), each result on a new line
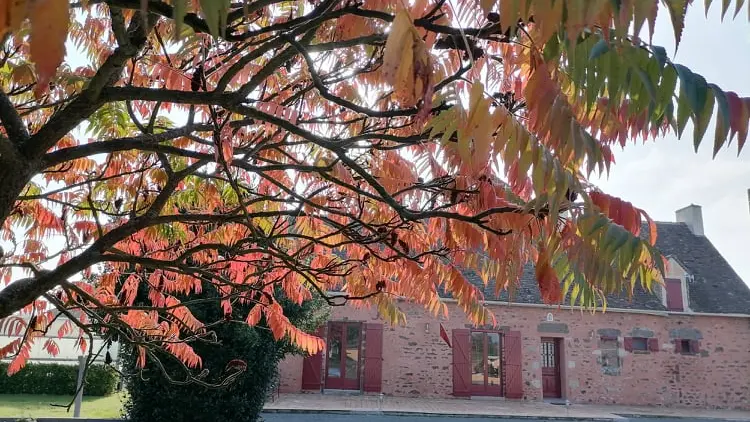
top-left (261, 408), bottom-right (624, 421)
top-left (616, 414), bottom-right (750, 421)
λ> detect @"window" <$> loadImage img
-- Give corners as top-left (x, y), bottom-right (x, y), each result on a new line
top-left (598, 336), bottom-right (621, 376)
top-left (469, 331), bottom-right (502, 396)
top-left (675, 339), bottom-right (700, 355)
top-left (624, 337), bottom-right (659, 353)
top-left (631, 337), bottom-right (648, 351)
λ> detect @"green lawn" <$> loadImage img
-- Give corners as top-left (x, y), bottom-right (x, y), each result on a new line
top-left (0, 393), bottom-right (125, 419)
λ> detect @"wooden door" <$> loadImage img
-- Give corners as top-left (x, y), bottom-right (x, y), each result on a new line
top-left (301, 327), bottom-right (325, 390)
top-left (504, 331), bottom-right (523, 399)
top-left (470, 331), bottom-right (502, 396)
top-left (325, 321), bottom-right (361, 390)
top-left (452, 329), bottom-right (471, 397)
top-left (541, 337), bottom-right (561, 399)
top-left (363, 323), bottom-right (383, 393)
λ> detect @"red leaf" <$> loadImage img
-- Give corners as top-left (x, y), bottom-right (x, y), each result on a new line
top-left (590, 191), bottom-right (646, 238)
top-left (43, 339), bottom-right (60, 357)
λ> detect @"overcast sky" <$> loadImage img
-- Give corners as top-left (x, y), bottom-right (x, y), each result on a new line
top-left (591, 6), bottom-right (750, 286)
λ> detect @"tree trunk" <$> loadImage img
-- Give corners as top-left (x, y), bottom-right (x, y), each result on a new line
top-left (0, 152), bottom-right (42, 318)
top-left (0, 156), bottom-right (34, 230)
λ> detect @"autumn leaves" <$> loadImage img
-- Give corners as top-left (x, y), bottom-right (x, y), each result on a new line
top-left (382, 8), bottom-right (433, 118)
top-left (1, 0), bottom-right (69, 97)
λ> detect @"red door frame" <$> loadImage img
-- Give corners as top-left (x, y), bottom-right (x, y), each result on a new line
top-left (541, 337), bottom-right (562, 399)
top-left (325, 321), bottom-right (362, 390)
top-left (470, 330), bottom-right (503, 397)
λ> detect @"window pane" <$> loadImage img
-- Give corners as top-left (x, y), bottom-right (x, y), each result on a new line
top-left (471, 332), bottom-right (484, 385)
top-left (327, 324), bottom-right (342, 378)
top-left (632, 337), bottom-right (648, 351)
top-left (345, 324), bottom-right (359, 379)
top-left (487, 333), bottom-right (501, 386)
top-left (542, 341), bottom-right (556, 368)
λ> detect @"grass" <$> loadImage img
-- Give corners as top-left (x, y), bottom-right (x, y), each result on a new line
top-left (0, 393), bottom-right (125, 419)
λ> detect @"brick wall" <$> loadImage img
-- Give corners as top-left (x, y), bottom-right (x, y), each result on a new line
top-left (277, 301), bottom-right (750, 409)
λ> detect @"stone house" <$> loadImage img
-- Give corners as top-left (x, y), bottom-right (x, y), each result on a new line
top-left (278, 205), bottom-right (750, 409)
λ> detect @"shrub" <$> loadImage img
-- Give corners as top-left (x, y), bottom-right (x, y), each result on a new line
top-left (0, 362), bottom-right (118, 396)
top-left (122, 282), bottom-right (328, 422)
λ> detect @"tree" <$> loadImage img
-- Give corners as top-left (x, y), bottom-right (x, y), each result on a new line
top-left (123, 281), bottom-right (328, 422)
top-left (0, 0), bottom-right (748, 383)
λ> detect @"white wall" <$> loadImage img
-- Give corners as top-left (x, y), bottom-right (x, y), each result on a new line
top-left (0, 315), bottom-right (120, 366)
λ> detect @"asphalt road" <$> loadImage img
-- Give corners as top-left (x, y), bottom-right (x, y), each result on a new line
top-left (260, 413), bottom-right (744, 422)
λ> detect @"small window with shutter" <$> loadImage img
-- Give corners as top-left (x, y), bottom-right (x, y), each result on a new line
top-left (674, 338), bottom-right (700, 355)
top-left (624, 337), bottom-right (659, 354)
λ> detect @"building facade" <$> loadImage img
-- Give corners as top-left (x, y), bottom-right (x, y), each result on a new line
top-left (278, 205), bottom-right (750, 409)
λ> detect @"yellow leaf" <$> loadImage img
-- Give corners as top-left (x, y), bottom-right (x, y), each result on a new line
top-left (30, 0), bottom-right (69, 97)
top-left (395, 35), bottom-right (414, 92)
top-left (382, 8), bottom-right (412, 85)
top-left (500, 0), bottom-right (519, 35)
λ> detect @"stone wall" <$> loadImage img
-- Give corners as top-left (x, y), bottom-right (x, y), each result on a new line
top-left (277, 301), bottom-right (750, 409)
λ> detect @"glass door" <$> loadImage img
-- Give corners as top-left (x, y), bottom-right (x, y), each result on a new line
top-left (325, 321), bottom-right (361, 390)
top-left (470, 331), bottom-right (502, 396)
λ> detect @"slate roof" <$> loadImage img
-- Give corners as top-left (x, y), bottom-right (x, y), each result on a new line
top-left (443, 221), bottom-right (750, 315)
top-left (649, 222), bottom-right (750, 314)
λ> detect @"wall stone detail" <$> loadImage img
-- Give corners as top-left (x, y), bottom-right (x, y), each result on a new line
top-left (278, 303), bottom-right (750, 409)
top-left (537, 322), bottom-right (569, 334)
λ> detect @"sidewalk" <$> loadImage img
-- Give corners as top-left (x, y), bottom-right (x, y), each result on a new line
top-left (264, 393), bottom-right (750, 421)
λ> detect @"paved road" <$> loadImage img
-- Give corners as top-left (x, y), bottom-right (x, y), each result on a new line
top-left (261, 413), bottom-right (743, 422)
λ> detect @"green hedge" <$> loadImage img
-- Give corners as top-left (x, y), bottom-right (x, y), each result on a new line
top-left (0, 362), bottom-right (118, 396)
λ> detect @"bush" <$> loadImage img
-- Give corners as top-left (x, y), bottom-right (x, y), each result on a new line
top-left (122, 282), bottom-right (328, 422)
top-left (0, 362), bottom-right (118, 396)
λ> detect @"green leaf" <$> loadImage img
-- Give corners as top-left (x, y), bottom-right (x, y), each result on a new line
top-left (173, 0), bottom-right (187, 40)
top-left (693, 89), bottom-right (716, 152)
top-left (635, 67), bottom-right (657, 106)
top-left (734, 0), bottom-right (747, 18)
top-left (721, 0), bottom-right (732, 19)
top-left (584, 214), bottom-right (609, 238)
top-left (651, 45), bottom-right (668, 71)
top-left (705, 0), bottom-right (715, 16)
top-left (199, 0), bottom-right (230, 38)
top-left (709, 83), bottom-right (730, 157)
top-left (633, 0), bottom-right (657, 41)
top-left (664, 0), bottom-right (690, 51)
top-left (676, 86), bottom-right (691, 138)
top-left (674, 64), bottom-right (709, 116)
top-left (589, 38), bottom-right (610, 60)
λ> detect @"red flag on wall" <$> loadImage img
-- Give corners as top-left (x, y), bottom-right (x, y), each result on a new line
top-left (440, 323), bottom-right (451, 347)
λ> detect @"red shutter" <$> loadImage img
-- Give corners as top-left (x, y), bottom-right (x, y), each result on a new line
top-left (689, 340), bottom-right (700, 355)
top-left (623, 337), bottom-right (633, 352)
top-left (301, 350), bottom-right (323, 390)
top-left (301, 327), bottom-right (324, 390)
top-left (504, 330), bottom-right (523, 399)
top-left (452, 329), bottom-right (471, 397)
top-left (363, 323), bottom-right (384, 393)
top-left (647, 338), bottom-right (659, 352)
top-left (665, 279), bottom-right (684, 311)
top-left (673, 339), bottom-right (681, 353)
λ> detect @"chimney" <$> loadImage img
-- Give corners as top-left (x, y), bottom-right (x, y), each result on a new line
top-left (675, 204), bottom-right (704, 236)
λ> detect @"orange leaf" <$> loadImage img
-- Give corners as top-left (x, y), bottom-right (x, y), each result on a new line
top-left (0, 0), bottom-right (27, 36)
top-left (30, 0), bottom-right (69, 97)
top-left (535, 245), bottom-right (561, 304)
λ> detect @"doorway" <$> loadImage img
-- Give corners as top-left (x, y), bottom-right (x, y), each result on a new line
top-left (470, 331), bottom-right (502, 396)
top-left (325, 321), bottom-right (361, 390)
top-left (541, 337), bottom-right (562, 398)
